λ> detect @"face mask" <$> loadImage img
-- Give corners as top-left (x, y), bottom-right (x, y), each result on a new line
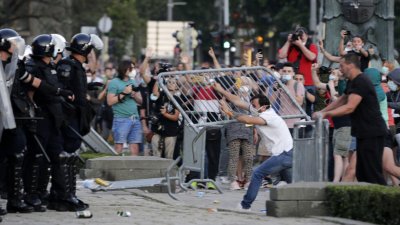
top-left (128, 70), bottom-right (137, 79)
top-left (86, 77), bottom-right (92, 83)
top-left (282, 74), bottom-right (292, 82)
top-left (344, 47), bottom-right (352, 52)
top-left (257, 106), bottom-right (265, 113)
top-left (388, 80), bottom-right (398, 92)
top-left (329, 74), bottom-right (337, 81)
top-left (381, 66), bottom-right (389, 75)
top-left (382, 76), bottom-right (387, 82)
top-left (150, 93), bottom-right (159, 101)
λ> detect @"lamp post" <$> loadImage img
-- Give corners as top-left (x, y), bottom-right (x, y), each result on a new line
top-left (167, 0), bottom-right (187, 21)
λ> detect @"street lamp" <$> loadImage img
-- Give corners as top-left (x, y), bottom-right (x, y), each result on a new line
top-left (167, 0), bottom-right (187, 21)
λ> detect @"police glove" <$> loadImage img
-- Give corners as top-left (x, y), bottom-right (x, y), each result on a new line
top-left (57, 88), bottom-right (74, 99)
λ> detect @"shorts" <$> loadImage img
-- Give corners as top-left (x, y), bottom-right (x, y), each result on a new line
top-left (384, 129), bottom-right (393, 148)
top-left (112, 117), bottom-right (143, 144)
top-left (332, 126), bottom-right (352, 157)
top-left (349, 136), bottom-right (357, 151)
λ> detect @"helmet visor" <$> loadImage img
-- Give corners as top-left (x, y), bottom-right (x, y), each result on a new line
top-left (51, 34), bottom-right (66, 55)
top-left (8, 36), bottom-right (25, 58)
top-left (89, 34), bottom-right (103, 50)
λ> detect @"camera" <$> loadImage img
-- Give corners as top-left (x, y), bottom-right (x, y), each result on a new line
top-left (319, 66), bottom-right (332, 75)
top-left (158, 62), bottom-right (173, 74)
top-left (132, 86), bottom-right (140, 92)
top-left (291, 33), bottom-right (299, 41)
top-left (150, 114), bottom-right (164, 132)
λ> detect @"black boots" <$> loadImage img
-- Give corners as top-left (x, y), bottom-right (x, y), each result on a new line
top-left (23, 153), bottom-right (47, 212)
top-left (47, 152), bottom-right (88, 211)
top-left (6, 153), bottom-right (33, 213)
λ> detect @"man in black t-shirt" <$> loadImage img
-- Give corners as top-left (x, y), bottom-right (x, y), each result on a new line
top-left (313, 54), bottom-right (387, 185)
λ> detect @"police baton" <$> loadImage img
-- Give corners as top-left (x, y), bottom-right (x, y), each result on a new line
top-left (33, 134), bottom-right (51, 163)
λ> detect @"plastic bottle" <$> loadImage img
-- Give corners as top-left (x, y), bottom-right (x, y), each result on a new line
top-left (117, 210), bottom-right (131, 217)
top-left (76, 210), bottom-right (93, 218)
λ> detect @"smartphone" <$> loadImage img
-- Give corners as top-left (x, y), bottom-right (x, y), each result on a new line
top-left (257, 48), bottom-right (263, 54)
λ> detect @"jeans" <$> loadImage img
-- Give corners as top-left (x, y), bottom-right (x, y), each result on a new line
top-left (241, 150), bottom-right (293, 209)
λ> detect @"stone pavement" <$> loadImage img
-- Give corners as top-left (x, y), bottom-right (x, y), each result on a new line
top-left (0, 180), bottom-right (375, 225)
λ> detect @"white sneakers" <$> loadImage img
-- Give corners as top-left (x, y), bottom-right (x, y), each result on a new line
top-left (236, 203), bottom-right (251, 212)
top-left (230, 181), bottom-right (241, 190)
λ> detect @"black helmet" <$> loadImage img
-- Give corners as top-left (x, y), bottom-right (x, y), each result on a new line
top-left (31, 34), bottom-right (56, 58)
top-left (0, 28), bottom-right (20, 52)
top-left (66, 33), bottom-right (103, 56)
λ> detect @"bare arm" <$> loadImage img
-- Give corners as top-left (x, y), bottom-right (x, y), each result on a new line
top-left (297, 43), bottom-right (316, 61)
top-left (311, 63), bottom-right (328, 89)
top-left (213, 83), bottom-right (249, 110)
top-left (161, 108), bottom-right (180, 122)
top-left (235, 115), bottom-right (266, 125)
top-left (319, 40), bottom-right (341, 63)
top-left (320, 95), bottom-right (348, 112)
top-left (278, 34), bottom-right (292, 59)
top-left (139, 48), bottom-right (153, 84)
top-left (339, 31), bottom-right (347, 56)
top-left (208, 47), bottom-right (221, 69)
top-left (107, 85), bottom-right (133, 106)
top-left (324, 93), bottom-right (361, 117)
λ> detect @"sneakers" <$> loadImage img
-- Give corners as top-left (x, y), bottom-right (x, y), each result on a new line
top-left (219, 176), bottom-right (230, 184)
top-left (189, 182), bottom-right (198, 190)
top-left (206, 182), bottom-right (217, 190)
top-left (230, 181), bottom-right (241, 190)
top-left (275, 181), bottom-right (288, 187)
top-left (236, 203), bottom-right (251, 212)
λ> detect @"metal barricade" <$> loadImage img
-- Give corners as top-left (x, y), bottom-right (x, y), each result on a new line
top-left (157, 66), bottom-right (309, 199)
top-left (292, 117), bottom-right (330, 182)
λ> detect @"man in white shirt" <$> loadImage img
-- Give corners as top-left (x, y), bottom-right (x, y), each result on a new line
top-left (214, 83), bottom-right (293, 211)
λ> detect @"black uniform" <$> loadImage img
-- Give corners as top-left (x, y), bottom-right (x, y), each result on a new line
top-left (23, 57), bottom-right (65, 212)
top-left (58, 55), bottom-right (94, 151)
top-left (0, 59), bottom-right (34, 213)
top-left (56, 55), bottom-right (91, 211)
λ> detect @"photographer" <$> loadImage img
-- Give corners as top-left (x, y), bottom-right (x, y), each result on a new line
top-left (278, 27), bottom-right (318, 87)
top-left (150, 78), bottom-right (180, 159)
top-left (339, 30), bottom-right (370, 71)
top-left (107, 60), bottom-right (143, 155)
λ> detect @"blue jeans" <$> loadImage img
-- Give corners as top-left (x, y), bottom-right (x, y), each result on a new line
top-left (241, 150), bottom-right (293, 209)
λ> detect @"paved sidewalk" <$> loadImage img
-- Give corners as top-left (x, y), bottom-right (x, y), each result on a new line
top-left (0, 181), bottom-right (374, 225)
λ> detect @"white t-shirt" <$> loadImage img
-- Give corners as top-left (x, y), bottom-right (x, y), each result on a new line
top-left (255, 107), bottom-right (293, 156)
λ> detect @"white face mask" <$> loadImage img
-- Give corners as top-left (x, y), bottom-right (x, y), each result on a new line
top-left (150, 93), bottom-right (159, 101)
top-left (329, 74), bottom-right (337, 81)
top-left (388, 80), bottom-right (398, 92)
top-left (282, 74), bottom-right (292, 82)
top-left (382, 76), bottom-right (387, 82)
top-left (381, 66), bottom-right (389, 75)
top-left (128, 69), bottom-right (137, 79)
top-left (86, 76), bottom-right (92, 83)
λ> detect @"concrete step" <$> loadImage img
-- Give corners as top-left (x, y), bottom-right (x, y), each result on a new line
top-left (267, 182), bottom-right (371, 217)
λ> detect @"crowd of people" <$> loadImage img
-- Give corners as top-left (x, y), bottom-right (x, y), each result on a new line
top-left (1, 23), bottom-right (400, 220)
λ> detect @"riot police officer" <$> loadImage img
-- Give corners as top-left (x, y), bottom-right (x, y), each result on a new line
top-left (24, 34), bottom-right (68, 211)
top-left (56, 33), bottom-right (103, 211)
top-left (0, 28), bottom-right (34, 215)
